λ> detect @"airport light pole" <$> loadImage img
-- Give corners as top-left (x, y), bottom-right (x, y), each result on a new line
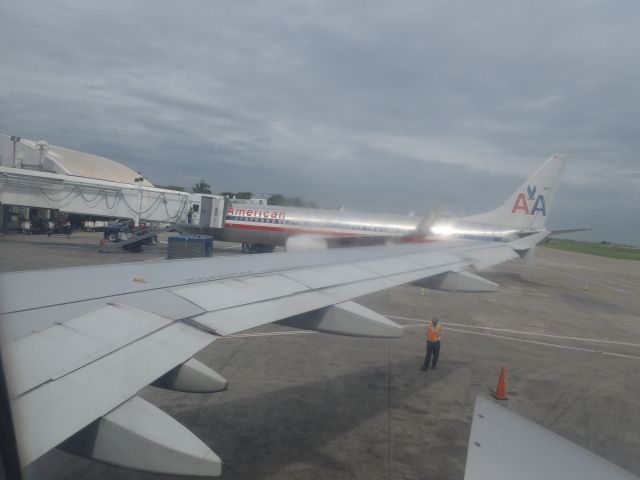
top-left (10, 136), bottom-right (20, 167)
top-left (134, 176), bottom-right (144, 227)
top-left (36, 140), bottom-right (48, 171)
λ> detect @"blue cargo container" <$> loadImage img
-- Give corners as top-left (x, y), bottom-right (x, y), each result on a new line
top-left (167, 235), bottom-right (213, 259)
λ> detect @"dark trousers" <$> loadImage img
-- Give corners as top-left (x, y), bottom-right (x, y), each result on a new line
top-left (423, 341), bottom-right (441, 368)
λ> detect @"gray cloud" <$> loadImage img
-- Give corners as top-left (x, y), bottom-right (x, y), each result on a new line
top-left (1, 0), bottom-right (638, 244)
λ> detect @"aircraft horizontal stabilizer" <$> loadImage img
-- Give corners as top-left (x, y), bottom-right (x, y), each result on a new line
top-left (279, 301), bottom-right (404, 338)
top-left (507, 230), bottom-right (550, 252)
top-left (60, 396), bottom-right (221, 477)
top-left (550, 227), bottom-right (592, 235)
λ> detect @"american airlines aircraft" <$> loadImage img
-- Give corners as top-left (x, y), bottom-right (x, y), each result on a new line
top-left (219, 154), bottom-right (569, 252)
top-left (184, 154), bottom-right (585, 253)
top-left (3, 153), bottom-right (629, 480)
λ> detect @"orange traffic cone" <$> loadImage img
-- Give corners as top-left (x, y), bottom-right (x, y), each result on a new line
top-left (493, 366), bottom-right (508, 400)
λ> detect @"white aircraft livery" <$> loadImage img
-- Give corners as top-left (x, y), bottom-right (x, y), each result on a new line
top-left (2, 154), bottom-right (632, 479)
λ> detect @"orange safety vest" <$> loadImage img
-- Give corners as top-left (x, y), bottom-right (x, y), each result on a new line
top-left (427, 324), bottom-right (442, 342)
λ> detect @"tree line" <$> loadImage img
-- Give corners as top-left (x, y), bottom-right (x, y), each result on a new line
top-left (155, 180), bottom-right (317, 207)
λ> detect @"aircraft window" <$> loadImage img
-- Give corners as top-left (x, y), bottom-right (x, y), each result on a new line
top-left (192, 204), bottom-right (200, 213)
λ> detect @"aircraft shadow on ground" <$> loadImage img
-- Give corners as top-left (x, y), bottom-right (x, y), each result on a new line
top-left (177, 356), bottom-right (437, 479)
top-left (31, 356), bottom-right (463, 479)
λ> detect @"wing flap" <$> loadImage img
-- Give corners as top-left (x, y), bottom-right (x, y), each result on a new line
top-left (6, 303), bottom-right (173, 398)
top-left (354, 256), bottom-right (423, 275)
top-left (190, 290), bottom-right (331, 335)
top-left (10, 320), bottom-right (213, 467)
top-left (283, 263), bottom-right (376, 288)
top-left (173, 274), bottom-right (309, 311)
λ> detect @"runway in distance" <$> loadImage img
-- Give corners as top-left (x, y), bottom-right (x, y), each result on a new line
top-left (1, 153), bottom-right (614, 479)
top-left (219, 154), bottom-right (577, 252)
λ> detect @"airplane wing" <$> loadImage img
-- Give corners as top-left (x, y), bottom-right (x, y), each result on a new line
top-left (465, 397), bottom-right (639, 480)
top-left (0, 235), bottom-right (543, 477)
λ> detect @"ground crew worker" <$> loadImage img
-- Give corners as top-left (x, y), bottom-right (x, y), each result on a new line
top-left (421, 316), bottom-right (442, 371)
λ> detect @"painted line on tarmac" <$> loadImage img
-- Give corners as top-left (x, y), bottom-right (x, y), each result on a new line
top-left (441, 327), bottom-right (640, 360)
top-left (145, 257), bottom-right (167, 262)
top-left (387, 314), bottom-right (640, 348)
top-left (223, 330), bottom-right (318, 339)
top-left (201, 324), bottom-right (640, 359)
top-left (541, 265), bottom-right (639, 296)
top-left (598, 277), bottom-right (640, 290)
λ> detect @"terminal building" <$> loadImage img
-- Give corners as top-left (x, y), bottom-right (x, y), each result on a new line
top-left (0, 134), bottom-right (190, 232)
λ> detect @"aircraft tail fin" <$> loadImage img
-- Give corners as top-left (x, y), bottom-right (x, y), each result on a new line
top-left (463, 154), bottom-right (568, 230)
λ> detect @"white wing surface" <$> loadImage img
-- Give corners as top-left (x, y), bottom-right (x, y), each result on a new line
top-left (0, 237), bottom-right (538, 476)
top-left (466, 397), bottom-right (640, 480)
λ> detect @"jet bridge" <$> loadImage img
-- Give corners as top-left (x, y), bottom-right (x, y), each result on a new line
top-left (0, 166), bottom-right (190, 225)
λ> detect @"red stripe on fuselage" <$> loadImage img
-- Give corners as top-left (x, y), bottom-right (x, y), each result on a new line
top-left (223, 221), bottom-right (440, 243)
top-left (224, 222), bottom-right (372, 237)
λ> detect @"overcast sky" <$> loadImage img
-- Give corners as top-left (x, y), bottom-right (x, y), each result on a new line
top-left (1, 1), bottom-right (638, 244)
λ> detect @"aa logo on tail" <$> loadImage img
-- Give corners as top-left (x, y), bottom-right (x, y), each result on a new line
top-left (511, 185), bottom-right (546, 215)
